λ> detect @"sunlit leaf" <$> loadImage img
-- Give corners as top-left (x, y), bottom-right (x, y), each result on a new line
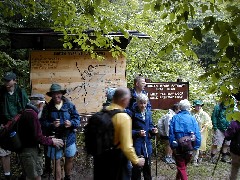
top-left (170, 13), bottom-right (175, 21)
top-left (183, 30), bottom-right (193, 43)
top-left (219, 34), bottom-right (229, 49)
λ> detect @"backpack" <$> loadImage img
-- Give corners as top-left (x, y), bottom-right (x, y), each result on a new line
top-left (177, 135), bottom-right (195, 153)
top-left (0, 113), bottom-right (22, 152)
top-left (84, 109), bottom-right (122, 156)
top-left (158, 115), bottom-right (167, 136)
top-left (232, 130), bottom-right (240, 156)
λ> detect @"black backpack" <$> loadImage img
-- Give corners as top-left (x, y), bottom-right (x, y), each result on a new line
top-left (84, 109), bottom-right (122, 156)
top-left (232, 130), bottom-right (240, 156)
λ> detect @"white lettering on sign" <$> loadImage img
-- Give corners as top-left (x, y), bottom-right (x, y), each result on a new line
top-left (145, 82), bottom-right (189, 110)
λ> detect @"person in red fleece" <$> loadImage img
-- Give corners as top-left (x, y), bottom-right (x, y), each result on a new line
top-left (18, 94), bottom-right (64, 180)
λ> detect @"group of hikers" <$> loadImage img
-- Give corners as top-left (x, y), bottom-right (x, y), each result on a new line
top-left (0, 72), bottom-right (239, 180)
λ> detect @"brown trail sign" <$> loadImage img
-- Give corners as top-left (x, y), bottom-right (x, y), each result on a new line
top-left (145, 81), bottom-right (189, 110)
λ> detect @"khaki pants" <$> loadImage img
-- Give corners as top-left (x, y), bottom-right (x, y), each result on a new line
top-left (230, 153), bottom-right (240, 180)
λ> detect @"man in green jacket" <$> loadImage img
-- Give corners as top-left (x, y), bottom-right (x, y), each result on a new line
top-left (0, 72), bottom-right (28, 179)
top-left (210, 101), bottom-right (230, 163)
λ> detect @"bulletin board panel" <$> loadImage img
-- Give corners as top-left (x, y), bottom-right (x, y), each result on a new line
top-left (145, 82), bottom-right (189, 110)
top-left (30, 50), bottom-right (127, 114)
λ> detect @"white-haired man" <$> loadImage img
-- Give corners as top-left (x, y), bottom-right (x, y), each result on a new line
top-left (18, 94), bottom-right (64, 180)
top-left (169, 99), bottom-right (201, 180)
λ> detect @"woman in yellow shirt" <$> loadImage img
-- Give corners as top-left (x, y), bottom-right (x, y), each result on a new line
top-left (191, 100), bottom-right (212, 165)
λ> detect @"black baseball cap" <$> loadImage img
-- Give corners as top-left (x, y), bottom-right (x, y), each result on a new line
top-left (3, 72), bottom-right (16, 81)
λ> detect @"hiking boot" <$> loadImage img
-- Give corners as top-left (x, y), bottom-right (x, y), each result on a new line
top-left (64, 175), bottom-right (71, 180)
top-left (4, 175), bottom-right (11, 180)
top-left (198, 158), bottom-right (202, 164)
top-left (41, 168), bottom-right (52, 178)
top-left (221, 155), bottom-right (231, 163)
top-left (210, 157), bottom-right (217, 164)
top-left (193, 161), bottom-right (199, 166)
top-left (169, 157), bottom-right (176, 164)
top-left (164, 156), bottom-right (172, 164)
top-left (192, 159), bottom-right (199, 166)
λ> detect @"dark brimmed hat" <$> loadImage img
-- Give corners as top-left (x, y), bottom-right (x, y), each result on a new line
top-left (3, 72), bottom-right (16, 81)
top-left (193, 100), bottom-right (204, 106)
top-left (46, 83), bottom-right (66, 97)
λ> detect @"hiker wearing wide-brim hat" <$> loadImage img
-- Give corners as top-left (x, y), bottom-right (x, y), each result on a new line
top-left (193, 100), bottom-right (204, 107)
top-left (191, 99), bottom-right (211, 166)
top-left (46, 84), bottom-right (67, 97)
top-left (42, 83), bottom-right (80, 180)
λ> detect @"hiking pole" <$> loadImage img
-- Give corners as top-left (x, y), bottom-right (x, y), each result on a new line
top-left (52, 131), bottom-right (57, 180)
top-left (155, 135), bottom-right (157, 177)
top-left (62, 135), bottom-right (67, 178)
top-left (49, 146), bottom-right (52, 180)
top-left (212, 138), bottom-right (226, 177)
top-left (55, 146), bottom-right (57, 180)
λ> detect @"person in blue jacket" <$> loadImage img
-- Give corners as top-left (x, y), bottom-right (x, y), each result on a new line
top-left (128, 76), bottom-right (151, 112)
top-left (129, 93), bottom-right (158, 180)
top-left (41, 84), bottom-right (80, 180)
top-left (169, 99), bottom-right (201, 180)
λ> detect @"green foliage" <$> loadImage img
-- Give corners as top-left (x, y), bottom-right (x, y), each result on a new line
top-left (0, 10), bottom-right (30, 93)
top-left (0, 52), bottom-right (30, 92)
top-left (126, 37), bottom-right (216, 110)
top-left (0, 0), bottom-right (239, 119)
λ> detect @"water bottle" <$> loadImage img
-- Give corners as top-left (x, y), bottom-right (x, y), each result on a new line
top-left (10, 131), bottom-right (17, 138)
top-left (9, 131), bottom-right (22, 150)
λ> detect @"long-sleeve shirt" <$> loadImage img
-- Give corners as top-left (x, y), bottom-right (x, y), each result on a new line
top-left (191, 109), bottom-right (212, 151)
top-left (130, 106), bottom-right (155, 157)
top-left (169, 110), bottom-right (201, 150)
top-left (225, 120), bottom-right (240, 156)
top-left (107, 103), bottom-right (139, 165)
top-left (0, 85), bottom-right (28, 125)
top-left (158, 109), bottom-right (176, 137)
top-left (211, 103), bottom-right (229, 131)
top-left (40, 96), bottom-right (80, 147)
top-left (18, 108), bottom-right (53, 148)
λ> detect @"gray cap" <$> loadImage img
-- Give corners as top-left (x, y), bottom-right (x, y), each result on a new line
top-left (3, 72), bottom-right (16, 81)
top-left (106, 88), bottom-right (116, 102)
top-left (29, 94), bottom-right (45, 101)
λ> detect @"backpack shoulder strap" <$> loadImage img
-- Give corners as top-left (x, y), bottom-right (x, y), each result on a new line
top-left (108, 109), bottom-right (124, 117)
top-left (105, 109), bottom-right (123, 148)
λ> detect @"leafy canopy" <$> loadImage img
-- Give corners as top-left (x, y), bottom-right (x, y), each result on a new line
top-left (0, 0), bottom-right (239, 119)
